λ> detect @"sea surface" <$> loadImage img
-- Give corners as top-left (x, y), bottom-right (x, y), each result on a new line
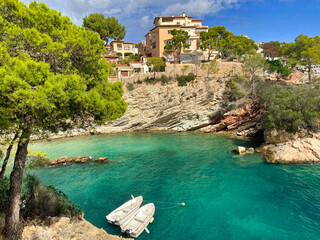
top-left (29, 132), bottom-right (320, 240)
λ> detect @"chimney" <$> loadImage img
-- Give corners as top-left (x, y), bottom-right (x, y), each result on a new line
top-left (182, 12), bottom-right (185, 17)
top-left (172, 14), bottom-right (174, 17)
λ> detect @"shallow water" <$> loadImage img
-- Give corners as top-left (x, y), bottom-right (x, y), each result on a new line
top-left (29, 132), bottom-right (320, 240)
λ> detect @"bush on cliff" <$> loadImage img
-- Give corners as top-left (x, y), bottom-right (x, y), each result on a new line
top-left (144, 75), bottom-right (172, 85)
top-left (259, 84), bottom-right (320, 133)
top-left (177, 73), bottom-right (196, 86)
top-left (21, 175), bottom-right (81, 220)
top-left (228, 80), bottom-right (246, 100)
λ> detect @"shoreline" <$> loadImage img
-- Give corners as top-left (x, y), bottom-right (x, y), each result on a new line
top-left (30, 128), bottom-right (254, 144)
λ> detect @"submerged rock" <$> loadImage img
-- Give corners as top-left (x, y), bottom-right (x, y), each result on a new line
top-left (235, 146), bottom-right (255, 155)
top-left (237, 146), bottom-right (246, 155)
top-left (94, 157), bottom-right (109, 163)
top-left (48, 156), bottom-right (110, 166)
top-left (49, 156), bottom-right (91, 166)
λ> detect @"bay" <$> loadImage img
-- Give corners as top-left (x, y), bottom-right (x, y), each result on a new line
top-left (29, 132), bottom-right (320, 240)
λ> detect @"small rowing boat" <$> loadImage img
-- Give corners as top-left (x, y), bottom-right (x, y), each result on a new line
top-left (121, 203), bottom-right (155, 238)
top-left (106, 196), bottom-right (143, 226)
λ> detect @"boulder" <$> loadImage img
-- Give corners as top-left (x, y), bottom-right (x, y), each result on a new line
top-left (246, 148), bottom-right (255, 154)
top-left (264, 129), bottom-right (308, 144)
top-left (94, 157), bottom-right (109, 163)
top-left (259, 132), bottom-right (320, 164)
top-left (73, 156), bottom-right (91, 163)
top-left (237, 146), bottom-right (246, 155)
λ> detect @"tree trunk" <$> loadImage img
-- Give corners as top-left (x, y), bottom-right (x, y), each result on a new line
top-left (3, 128), bottom-right (31, 240)
top-left (308, 64), bottom-right (312, 83)
top-left (251, 75), bottom-right (255, 97)
top-left (0, 131), bottom-right (20, 185)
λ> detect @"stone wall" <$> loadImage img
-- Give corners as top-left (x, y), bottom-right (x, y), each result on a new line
top-left (109, 61), bottom-right (242, 84)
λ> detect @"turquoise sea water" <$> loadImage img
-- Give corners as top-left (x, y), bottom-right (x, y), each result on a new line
top-left (29, 133), bottom-right (320, 240)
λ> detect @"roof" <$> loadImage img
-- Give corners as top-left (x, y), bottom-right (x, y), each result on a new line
top-left (116, 64), bottom-right (133, 69)
top-left (153, 16), bottom-right (194, 24)
top-left (110, 40), bottom-right (135, 45)
top-left (104, 54), bottom-right (118, 58)
top-left (130, 63), bottom-right (146, 68)
top-left (145, 24), bottom-right (208, 37)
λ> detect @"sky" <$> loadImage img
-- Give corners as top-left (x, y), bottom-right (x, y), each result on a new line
top-left (20, 0), bottom-right (320, 44)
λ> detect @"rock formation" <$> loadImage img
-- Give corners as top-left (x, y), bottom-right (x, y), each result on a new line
top-left (90, 77), bottom-right (227, 133)
top-left (235, 146), bottom-right (255, 155)
top-left (21, 217), bottom-right (130, 240)
top-left (259, 130), bottom-right (320, 164)
top-left (48, 156), bottom-right (109, 166)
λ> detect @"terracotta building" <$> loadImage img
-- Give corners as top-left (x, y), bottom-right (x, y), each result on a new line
top-left (144, 12), bottom-right (215, 62)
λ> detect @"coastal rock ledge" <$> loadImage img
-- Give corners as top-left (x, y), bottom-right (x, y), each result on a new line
top-left (49, 156), bottom-right (109, 166)
top-left (22, 217), bottom-right (130, 240)
top-left (259, 130), bottom-right (320, 164)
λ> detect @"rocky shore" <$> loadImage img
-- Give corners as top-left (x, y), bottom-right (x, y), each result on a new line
top-left (21, 216), bottom-right (130, 240)
top-left (31, 69), bottom-right (317, 165)
top-left (258, 130), bottom-right (320, 164)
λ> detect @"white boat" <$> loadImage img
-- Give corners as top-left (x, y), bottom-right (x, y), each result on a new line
top-left (106, 196), bottom-right (143, 226)
top-left (121, 203), bottom-right (155, 238)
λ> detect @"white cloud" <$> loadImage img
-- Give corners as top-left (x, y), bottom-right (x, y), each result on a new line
top-left (162, 0), bottom-right (239, 17)
top-left (139, 15), bottom-right (152, 29)
top-left (20, 0), bottom-right (248, 41)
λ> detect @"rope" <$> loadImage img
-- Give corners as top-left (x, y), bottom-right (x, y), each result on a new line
top-left (143, 200), bottom-right (186, 210)
top-left (108, 198), bottom-right (186, 210)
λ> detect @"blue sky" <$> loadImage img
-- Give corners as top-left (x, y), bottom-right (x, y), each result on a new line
top-left (21, 0), bottom-right (320, 44)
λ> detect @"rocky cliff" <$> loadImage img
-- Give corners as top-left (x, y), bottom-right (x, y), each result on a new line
top-left (102, 78), bottom-right (225, 132)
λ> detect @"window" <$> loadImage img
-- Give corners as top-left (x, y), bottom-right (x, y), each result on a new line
top-left (176, 22), bottom-right (180, 25)
top-left (186, 40), bottom-right (192, 48)
top-left (168, 30), bottom-right (171, 34)
top-left (165, 40), bottom-right (173, 45)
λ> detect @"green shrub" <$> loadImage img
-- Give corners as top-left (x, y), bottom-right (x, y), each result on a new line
top-left (144, 77), bottom-right (157, 84)
top-left (177, 73), bottom-right (196, 87)
top-left (136, 80), bottom-right (142, 84)
top-left (266, 60), bottom-right (292, 76)
top-left (144, 75), bottom-right (171, 85)
top-left (177, 75), bottom-right (188, 86)
top-left (160, 75), bottom-right (170, 85)
top-left (229, 80), bottom-right (246, 100)
top-left (0, 177), bottom-right (9, 213)
top-left (259, 84), bottom-right (320, 133)
top-left (21, 175), bottom-right (81, 219)
top-left (126, 83), bottom-right (135, 91)
top-left (187, 73), bottom-right (196, 81)
top-left (26, 150), bottom-right (49, 168)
